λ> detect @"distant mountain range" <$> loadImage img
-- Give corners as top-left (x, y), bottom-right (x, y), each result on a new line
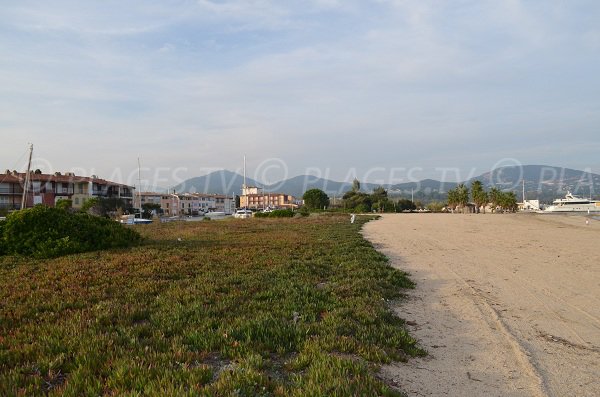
top-left (172, 165), bottom-right (600, 203)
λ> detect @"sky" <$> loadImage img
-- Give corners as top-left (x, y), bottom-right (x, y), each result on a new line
top-left (1, 0), bottom-right (600, 188)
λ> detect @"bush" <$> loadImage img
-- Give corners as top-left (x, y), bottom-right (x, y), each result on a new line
top-left (269, 209), bottom-right (294, 217)
top-left (0, 219), bottom-right (5, 256)
top-left (426, 201), bottom-right (446, 213)
top-left (1, 206), bottom-right (142, 258)
top-left (254, 209), bottom-right (295, 218)
top-left (354, 204), bottom-right (370, 213)
top-left (55, 199), bottom-right (73, 211)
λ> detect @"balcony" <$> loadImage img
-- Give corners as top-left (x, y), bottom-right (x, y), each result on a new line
top-left (0, 188), bottom-right (23, 194)
top-left (0, 203), bottom-right (20, 210)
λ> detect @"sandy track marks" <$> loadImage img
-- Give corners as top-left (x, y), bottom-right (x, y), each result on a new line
top-left (364, 213), bottom-right (600, 397)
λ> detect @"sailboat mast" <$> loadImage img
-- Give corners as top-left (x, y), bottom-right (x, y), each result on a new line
top-left (243, 155), bottom-right (247, 190)
top-left (137, 157), bottom-right (142, 212)
top-left (243, 155), bottom-right (247, 210)
top-left (20, 144), bottom-right (33, 210)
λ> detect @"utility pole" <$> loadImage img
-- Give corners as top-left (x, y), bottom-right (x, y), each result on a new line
top-left (20, 143), bottom-right (33, 210)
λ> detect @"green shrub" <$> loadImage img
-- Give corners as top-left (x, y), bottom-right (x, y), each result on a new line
top-left (255, 209), bottom-right (295, 218)
top-left (354, 204), bottom-right (371, 213)
top-left (0, 219), bottom-right (5, 256)
top-left (268, 209), bottom-right (294, 218)
top-left (2, 206), bottom-right (142, 258)
top-left (55, 198), bottom-right (73, 210)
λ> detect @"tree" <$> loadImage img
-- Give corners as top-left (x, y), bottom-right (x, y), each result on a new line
top-left (80, 197), bottom-right (131, 217)
top-left (343, 191), bottom-right (372, 212)
top-left (303, 189), bottom-right (330, 210)
top-left (396, 199), bottom-right (416, 212)
top-left (447, 184), bottom-right (469, 213)
top-left (371, 186), bottom-right (389, 213)
top-left (352, 178), bottom-right (361, 192)
top-left (456, 184), bottom-right (469, 210)
top-left (142, 203), bottom-right (161, 219)
top-left (498, 191), bottom-right (518, 212)
top-left (471, 180), bottom-right (488, 213)
top-left (488, 187), bottom-right (502, 212)
top-left (447, 187), bottom-right (459, 211)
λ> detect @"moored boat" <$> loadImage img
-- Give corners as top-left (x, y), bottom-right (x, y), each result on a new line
top-left (543, 192), bottom-right (600, 213)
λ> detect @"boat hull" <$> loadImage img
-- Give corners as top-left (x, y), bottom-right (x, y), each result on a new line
top-left (543, 205), bottom-right (600, 213)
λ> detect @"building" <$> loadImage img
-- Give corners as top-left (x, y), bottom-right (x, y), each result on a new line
top-left (519, 199), bottom-right (541, 211)
top-left (213, 194), bottom-right (235, 214)
top-left (240, 185), bottom-right (297, 210)
top-left (159, 193), bottom-right (235, 216)
top-left (0, 170), bottom-right (135, 211)
top-left (135, 192), bottom-right (163, 209)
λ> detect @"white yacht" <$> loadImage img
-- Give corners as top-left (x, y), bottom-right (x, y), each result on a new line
top-left (543, 192), bottom-right (600, 213)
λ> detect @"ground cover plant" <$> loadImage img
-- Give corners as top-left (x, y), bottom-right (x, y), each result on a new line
top-left (0, 214), bottom-right (423, 396)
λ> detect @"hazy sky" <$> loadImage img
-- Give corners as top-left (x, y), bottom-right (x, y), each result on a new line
top-left (2, 1), bottom-right (599, 187)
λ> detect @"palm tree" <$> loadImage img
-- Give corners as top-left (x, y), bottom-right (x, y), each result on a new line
top-left (498, 191), bottom-right (518, 212)
top-left (456, 183), bottom-right (469, 212)
top-left (447, 187), bottom-right (458, 212)
top-left (471, 180), bottom-right (488, 213)
top-left (489, 187), bottom-right (501, 212)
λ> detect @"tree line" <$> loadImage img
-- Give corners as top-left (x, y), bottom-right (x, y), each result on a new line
top-left (303, 179), bottom-right (519, 213)
top-left (303, 179), bottom-right (416, 213)
top-left (446, 180), bottom-right (518, 213)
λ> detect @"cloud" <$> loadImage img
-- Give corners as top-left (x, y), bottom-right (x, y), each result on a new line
top-left (1, 1), bottom-right (599, 185)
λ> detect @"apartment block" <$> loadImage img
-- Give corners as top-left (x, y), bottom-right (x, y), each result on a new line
top-left (0, 170), bottom-right (135, 211)
top-left (240, 185), bottom-right (297, 210)
top-left (159, 193), bottom-right (235, 216)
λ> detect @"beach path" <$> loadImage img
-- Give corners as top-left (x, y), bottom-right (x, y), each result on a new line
top-left (363, 213), bottom-right (600, 397)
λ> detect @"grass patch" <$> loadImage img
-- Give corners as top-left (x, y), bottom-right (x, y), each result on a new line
top-left (0, 214), bottom-right (423, 396)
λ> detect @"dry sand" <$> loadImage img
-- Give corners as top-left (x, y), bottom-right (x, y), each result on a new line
top-left (363, 213), bottom-right (600, 397)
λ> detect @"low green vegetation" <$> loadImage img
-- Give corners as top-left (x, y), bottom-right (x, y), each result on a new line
top-left (0, 206), bottom-right (141, 258)
top-left (254, 209), bottom-right (296, 218)
top-left (0, 219), bottom-right (6, 256)
top-left (0, 215), bottom-right (422, 396)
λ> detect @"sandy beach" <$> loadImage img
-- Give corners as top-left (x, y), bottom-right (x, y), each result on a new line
top-left (363, 213), bottom-right (600, 397)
